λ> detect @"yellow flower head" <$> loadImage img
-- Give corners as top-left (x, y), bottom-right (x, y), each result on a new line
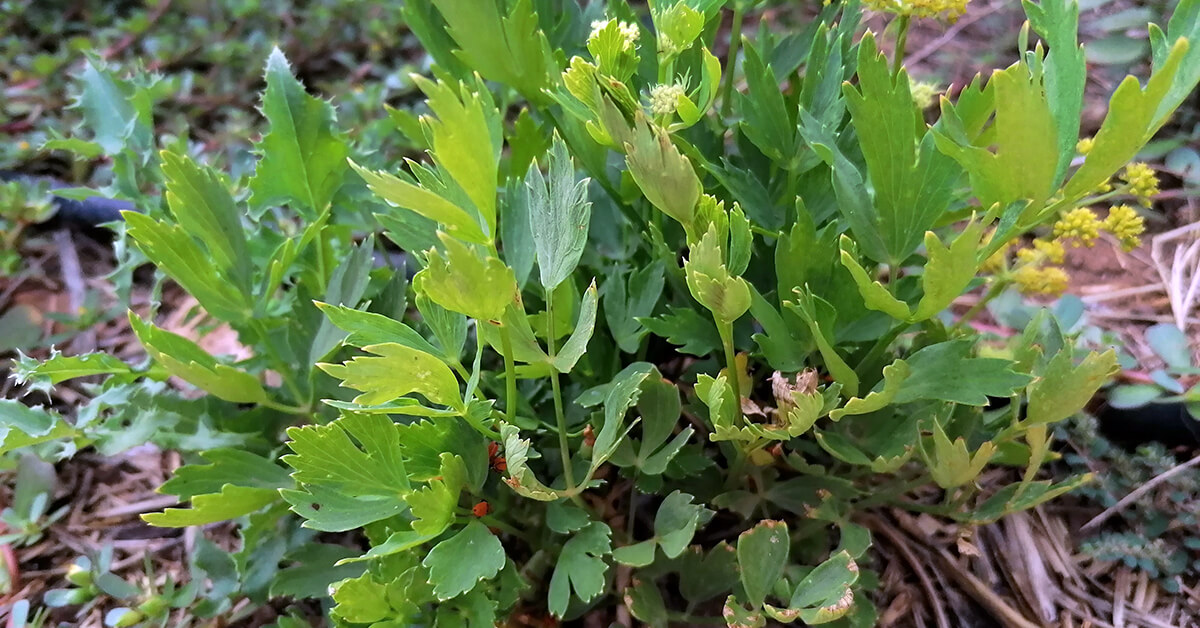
top-left (1076, 137), bottom-right (1094, 155)
top-left (864, 0), bottom-right (970, 19)
top-left (1013, 265), bottom-right (1069, 296)
top-left (648, 83), bottom-right (686, 117)
top-left (1104, 204), bottom-right (1145, 251)
top-left (1053, 207), bottom-right (1102, 247)
top-left (1033, 238), bottom-right (1066, 264)
top-left (981, 242), bottom-right (1009, 273)
top-left (1121, 162), bottom-right (1159, 205)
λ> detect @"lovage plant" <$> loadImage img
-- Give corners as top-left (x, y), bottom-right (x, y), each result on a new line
top-left (11, 0), bottom-right (1200, 625)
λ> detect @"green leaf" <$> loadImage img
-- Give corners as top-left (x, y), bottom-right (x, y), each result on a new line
top-left (330, 574), bottom-right (392, 623)
top-left (546, 502), bottom-right (591, 534)
top-left (282, 413), bottom-right (410, 528)
top-left (157, 449), bottom-right (291, 500)
top-left (844, 34), bottom-right (961, 262)
top-left (11, 350), bottom-right (135, 387)
top-left (830, 360), bottom-right (911, 420)
top-left (355, 161), bottom-right (489, 245)
top-left (160, 150), bottom-right (251, 292)
top-left (838, 238), bottom-right (910, 320)
top-left (1023, 0), bottom-right (1086, 186)
top-left (270, 544), bottom-right (364, 600)
top-left (280, 484), bottom-right (408, 533)
top-left (625, 578), bottom-right (669, 627)
top-left (654, 491), bottom-right (710, 558)
top-left (315, 303), bottom-right (440, 357)
top-left (413, 233), bottom-right (517, 321)
top-left (1146, 323), bottom-right (1193, 368)
top-left (895, 340), bottom-right (1033, 405)
top-left (319, 342), bottom-right (462, 410)
top-left (548, 522), bottom-right (612, 617)
top-left (500, 423), bottom-right (566, 501)
top-left (789, 551), bottom-right (859, 609)
top-left (73, 59), bottom-right (151, 156)
top-left (603, 262), bottom-right (666, 354)
top-left (678, 542), bottom-right (738, 604)
top-left (408, 453), bottom-right (468, 537)
top-left (1149, 0), bottom-right (1200, 129)
top-left (142, 485), bottom-right (278, 527)
top-left (911, 222), bottom-right (986, 321)
top-left (1064, 39), bottom-right (1187, 200)
top-left (249, 48), bottom-right (348, 218)
top-left (551, 281), bottom-right (599, 374)
top-left (639, 306), bottom-right (721, 356)
top-left (122, 213), bottom-right (251, 322)
top-left (737, 520), bottom-right (789, 609)
top-left (1026, 349), bottom-right (1118, 424)
top-left (0, 401), bottom-right (77, 456)
top-left (128, 314), bottom-right (266, 404)
top-left (527, 136), bottom-right (592, 291)
top-left (310, 236), bottom-right (376, 363)
top-left (933, 61), bottom-right (1058, 211)
top-left (395, 417), bottom-right (488, 487)
top-left (422, 521), bottom-right (506, 605)
top-left (427, 0), bottom-right (555, 102)
top-left (787, 290), bottom-right (859, 397)
top-left (613, 540), bottom-right (657, 567)
top-left (337, 528), bottom-right (436, 565)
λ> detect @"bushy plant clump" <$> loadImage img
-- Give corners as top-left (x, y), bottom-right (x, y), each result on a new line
top-left (8, 0), bottom-right (1200, 625)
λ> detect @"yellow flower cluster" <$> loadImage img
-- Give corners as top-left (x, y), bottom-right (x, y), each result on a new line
top-left (1076, 137), bottom-right (1094, 155)
top-left (1052, 207), bottom-right (1102, 246)
top-left (1013, 264), bottom-right (1070, 295)
top-left (1104, 204), bottom-right (1145, 251)
top-left (1121, 162), bottom-right (1159, 205)
top-left (864, 0), bottom-right (970, 18)
top-left (910, 81), bottom-right (941, 109)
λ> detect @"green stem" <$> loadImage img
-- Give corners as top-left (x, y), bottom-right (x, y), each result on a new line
top-left (547, 294), bottom-right (576, 491)
top-left (497, 323), bottom-right (519, 424)
top-left (719, 4), bottom-right (745, 119)
top-left (260, 398), bottom-right (311, 415)
top-left (892, 15), bottom-right (911, 76)
top-left (951, 279), bottom-right (1010, 332)
top-left (717, 319), bottom-right (741, 406)
top-left (479, 514), bottom-right (534, 543)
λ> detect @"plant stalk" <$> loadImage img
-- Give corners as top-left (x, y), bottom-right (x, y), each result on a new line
top-left (719, 4), bottom-right (745, 118)
top-left (952, 279), bottom-right (1009, 332)
top-left (717, 319), bottom-right (741, 407)
top-left (547, 294), bottom-right (576, 490)
top-left (497, 323), bottom-right (519, 425)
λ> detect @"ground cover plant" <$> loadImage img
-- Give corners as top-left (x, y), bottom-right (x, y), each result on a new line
top-left (5, 0), bottom-right (1200, 625)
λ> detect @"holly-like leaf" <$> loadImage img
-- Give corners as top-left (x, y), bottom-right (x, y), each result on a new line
top-left (737, 520), bottom-right (790, 609)
top-left (427, 0), bottom-right (556, 102)
top-left (129, 314), bottom-right (266, 404)
top-left (911, 221), bottom-right (986, 321)
top-left (11, 350), bottom-right (136, 388)
top-left (318, 342), bottom-right (462, 410)
top-left (249, 48), bottom-right (348, 219)
top-left (548, 522), bottom-right (612, 617)
top-left (0, 401), bottom-right (77, 457)
top-left (527, 136), bottom-right (592, 291)
top-left (354, 162), bottom-right (489, 244)
top-left (625, 117), bottom-right (701, 235)
top-left (1023, 0), bottom-right (1086, 186)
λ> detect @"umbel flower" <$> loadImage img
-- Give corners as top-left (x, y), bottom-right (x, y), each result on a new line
top-left (1121, 162), bottom-right (1160, 206)
top-left (864, 0), bottom-right (969, 19)
top-left (1053, 207), bottom-right (1103, 246)
top-left (648, 83), bottom-right (686, 116)
top-left (1104, 205), bottom-right (1146, 251)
